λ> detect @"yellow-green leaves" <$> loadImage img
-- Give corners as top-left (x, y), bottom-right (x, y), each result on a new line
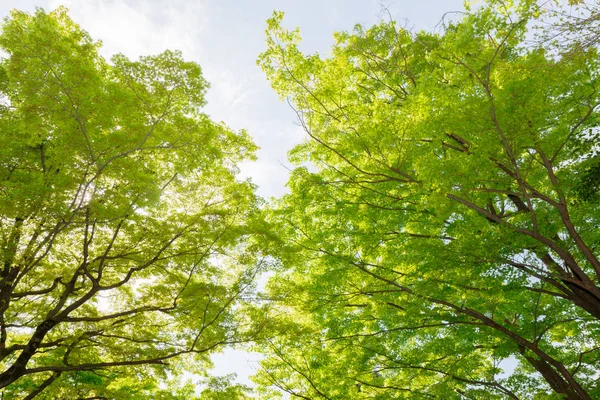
top-left (0, 7), bottom-right (262, 398)
top-left (255, 2), bottom-right (600, 399)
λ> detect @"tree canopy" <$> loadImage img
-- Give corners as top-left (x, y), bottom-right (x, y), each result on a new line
top-left (253, 1), bottom-right (600, 399)
top-left (0, 7), bottom-right (265, 399)
top-left (3, 1), bottom-right (600, 399)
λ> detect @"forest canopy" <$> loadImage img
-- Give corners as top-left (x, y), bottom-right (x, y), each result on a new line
top-left (1, 0), bottom-right (600, 399)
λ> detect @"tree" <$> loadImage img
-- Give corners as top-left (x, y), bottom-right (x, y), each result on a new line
top-left (254, 1), bottom-right (600, 399)
top-left (0, 7), bottom-right (265, 398)
top-left (535, 0), bottom-right (600, 54)
top-left (198, 374), bottom-right (253, 400)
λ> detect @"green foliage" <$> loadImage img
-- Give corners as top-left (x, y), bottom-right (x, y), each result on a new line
top-left (0, 7), bottom-right (264, 398)
top-left (255, 1), bottom-right (600, 399)
top-left (198, 374), bottom-right (252, 400)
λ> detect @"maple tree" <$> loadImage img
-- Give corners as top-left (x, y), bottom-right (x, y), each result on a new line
top-left (0, 7), bottom-right (264, 399)
top-left (254, 1), bottom-right (600, 398)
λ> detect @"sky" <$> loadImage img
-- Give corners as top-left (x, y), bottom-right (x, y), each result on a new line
top-left (0, 0), bottom-right (465, 389)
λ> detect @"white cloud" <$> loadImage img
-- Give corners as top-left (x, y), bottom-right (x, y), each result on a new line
top-left (48, 0), bottom-right (208, 60)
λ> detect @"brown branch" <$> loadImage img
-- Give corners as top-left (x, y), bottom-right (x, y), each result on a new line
top-left (23, 371), bottom-right (62, 400)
